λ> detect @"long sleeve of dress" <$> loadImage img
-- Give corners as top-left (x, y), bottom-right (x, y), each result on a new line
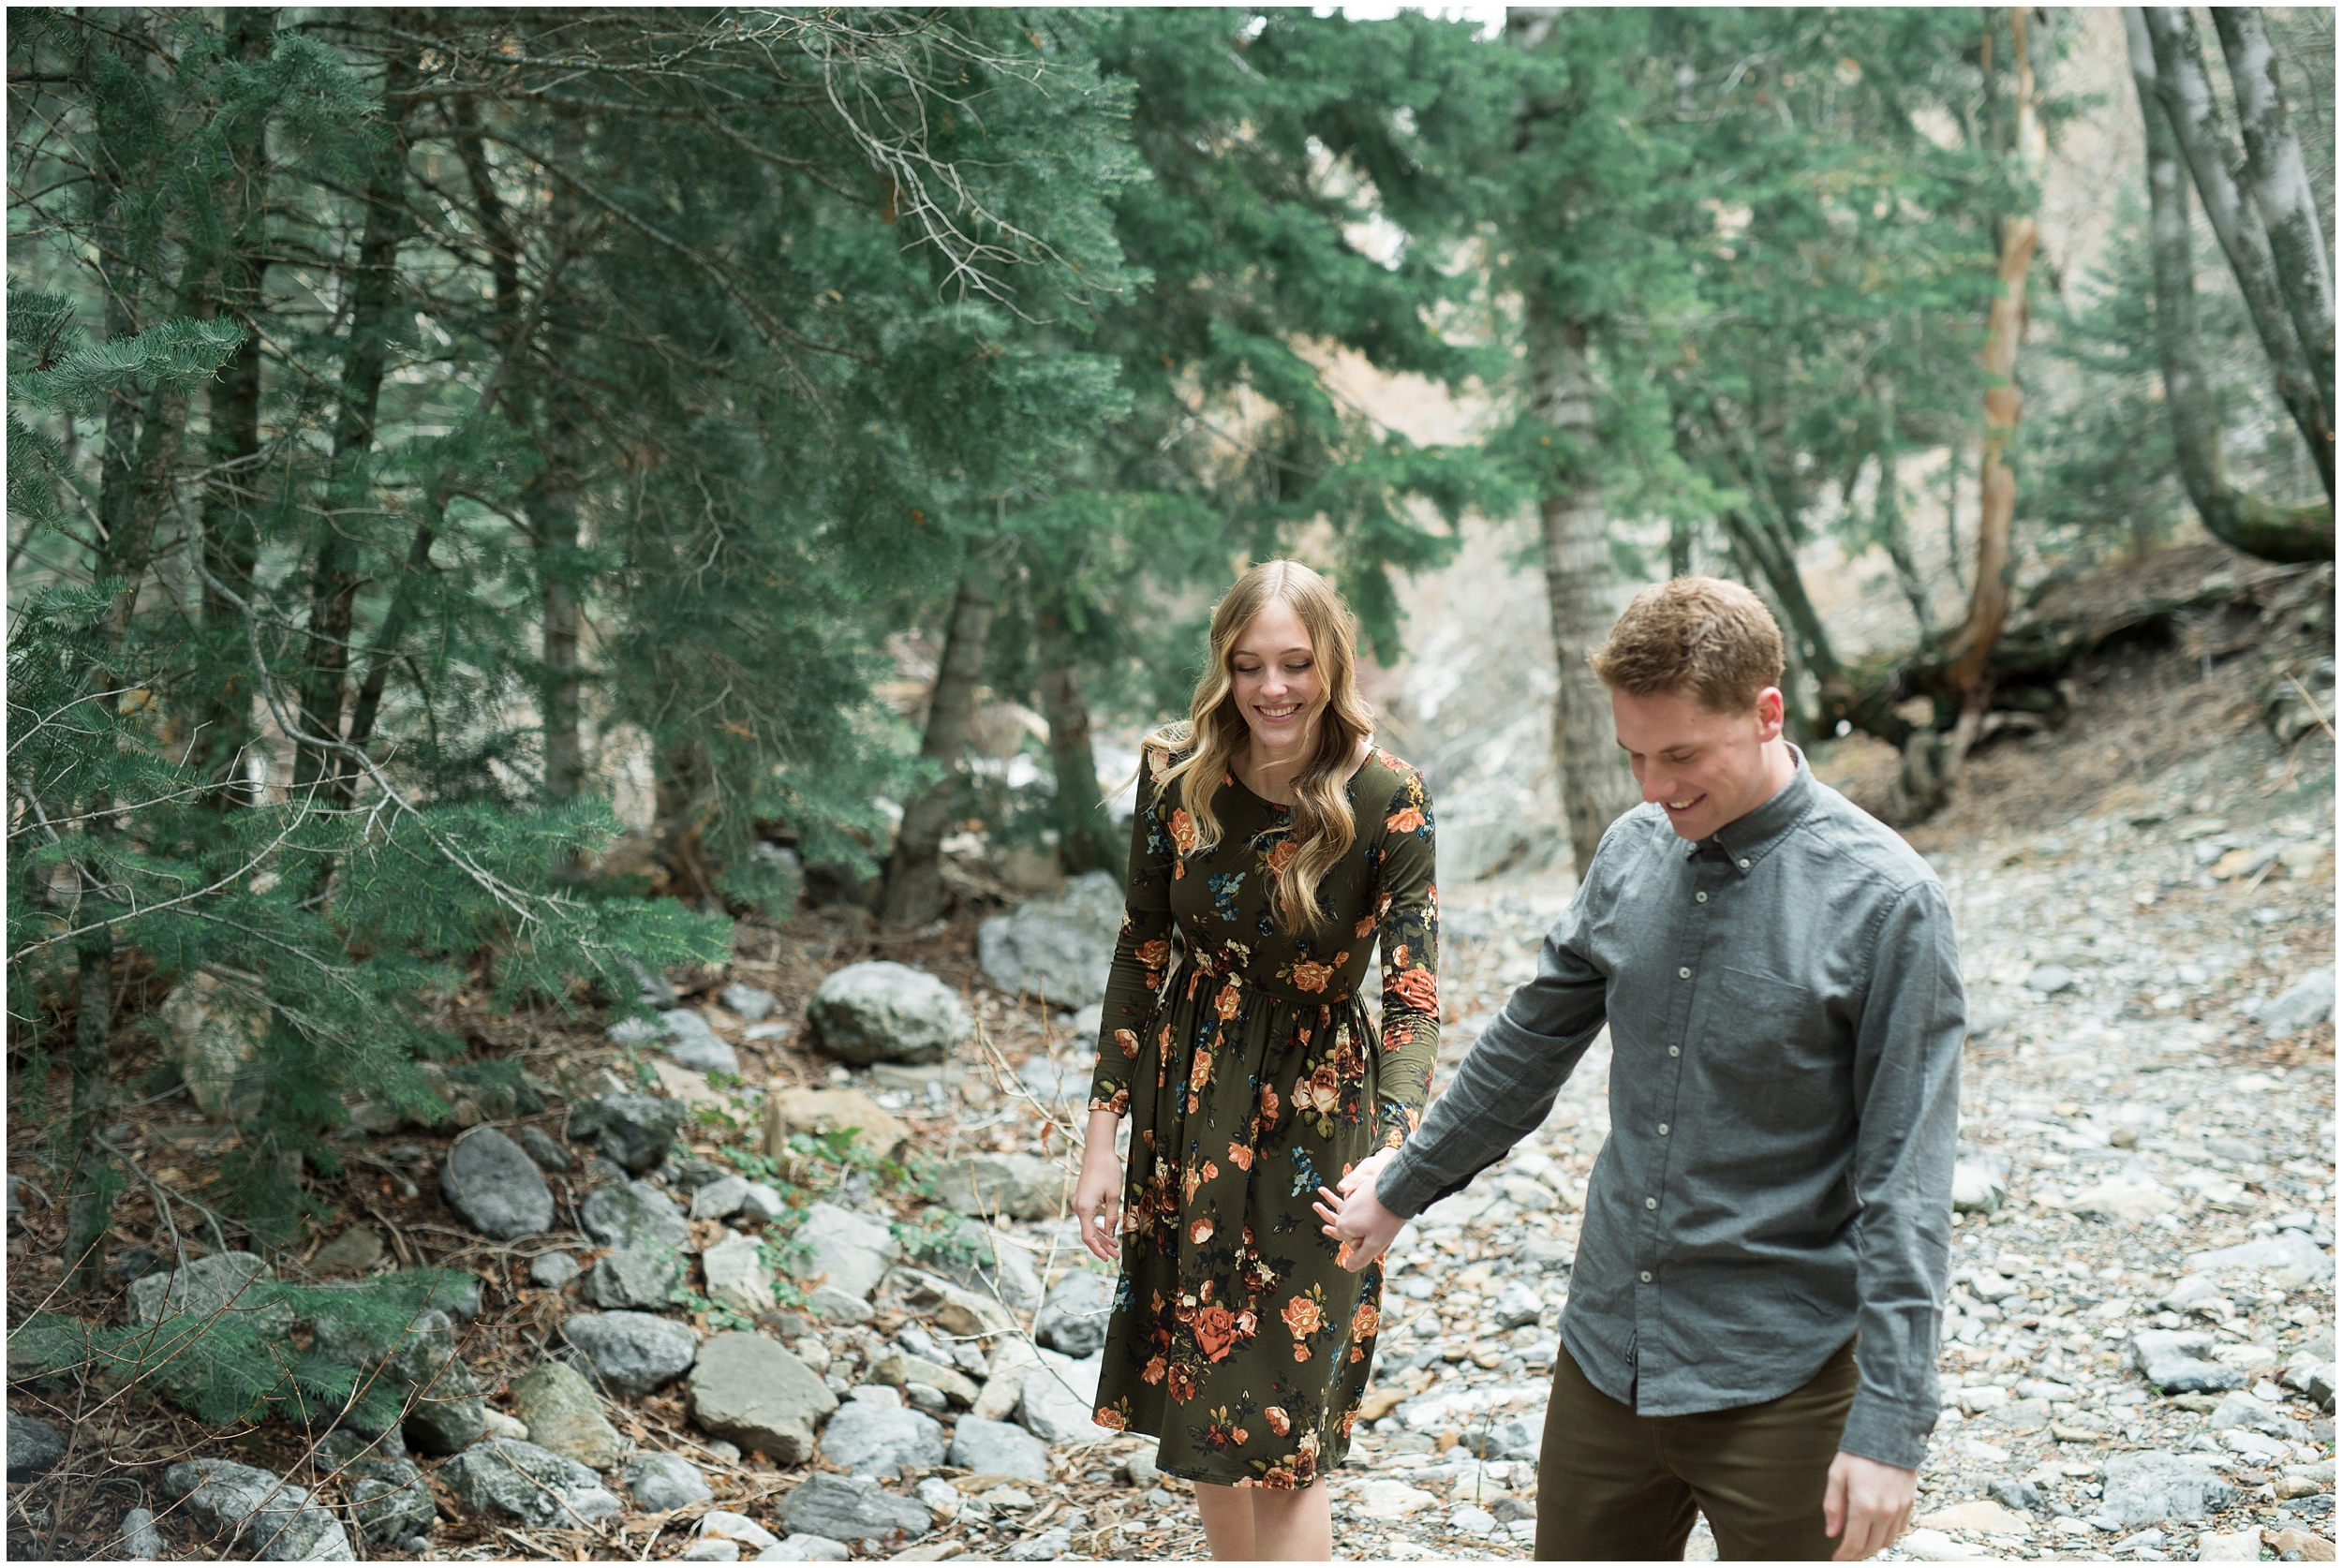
top-left (1368, 764), bottom-right (1440, 1150)
top-left (1089, 759), bottom-right (1178, 1119)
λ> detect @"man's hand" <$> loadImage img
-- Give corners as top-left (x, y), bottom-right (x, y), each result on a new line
top-left (1823, 1451), bottom-right (1916, 1561)
top-left (1312, 1147), bottom-right (1405, 1271)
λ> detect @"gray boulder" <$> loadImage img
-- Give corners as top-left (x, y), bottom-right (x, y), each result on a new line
top-left (2260, 969), bottom-right (2335, 1037)
top-left (582, 1179), bottom-right (691, 1251)
top-left (439, 1128), bottom-right (555, 1240)
top-left (585, 1246), bottom-right (681, 1310)
top-left (2095, 1449), bottom-right (2238, 1528)
top-left (442, 1439), bottom-right (622, 1529)
top-left (127, 1250), bottom-right (288, 1330)
top-left (946, 1416), bottom-right (1048, 1481)
top-left (7, 1413), bottom-right (65, 1480)
top-left (161, 1458), bottom-right (352, 1561)
top-left (931, 1153), bottom-right (1070, 1223)
top-left (1018, 1350), bottom-right (1109, 1444)
top-left (1034, 1270), bottom-right (1113, 1358)
top-left (759, 1535), bottom-right (852, 1562)
top-left (2283, 1346), bottom-right (2336, 1406)
top-left (2185, 1231), bottom-right (2334, 1283)
top-left (975, 872), bottom-right (1123, 1009)
top-left (691, 1175), bottom-right (752, 1220)
top-left (662, 1010), bottom-right (740, 1075)
top-left (622, 1452), bottom-right (712, 1513)
top-left (120, 1506), bottom-right (165, 1560)
top-left (789, 1202), bottom-right (899, 1301)
top-left (348, 1457), bottom-right (434, 1545)
top-left (511, 1360), bottom-right (628, 1469)
top-left (910, 1220), bottom-right (1044, 1311)
top-left (778, 1472), bottom-right (931, 1544)
top-left (561, 1311), bottom-right (700, 1398)
top-left (686, 1332), bottom-right (837, 1464)
top-left (567, 1094), bottom-right (685, 1175)
top-left (310, 1305), bottom-right (486, 1455)
top-left (529, 1250), bottom-right (580, 1289)
top-left (515, 1125), bottom-right (571, 1173)
top-left (2132, 1329), bottom-right (2246, 1395)
top-left (817, 1399), bottom-right (944, 1478)
top-left (720, 984), bottom-right (777, 1022)
top-left (807, 962), bottom-right (970, 1066)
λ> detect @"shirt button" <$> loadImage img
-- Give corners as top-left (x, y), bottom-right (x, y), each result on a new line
top-left (1738, 858), bottom-right (1751, 869)
top-left (1639, 1271), bottom-right (1654, 1283)
top-left (1678, 967), bottom-right (1691, 979)
top-left (1668, 1045), bottom-right (1681, 1058)
top-left (1696, 892), bottom-right (1708, 903)
top-left (1657, 1123), bottom-right (1670, 1135)
top-left (1645, 1196), bottom-right (1658, 1209)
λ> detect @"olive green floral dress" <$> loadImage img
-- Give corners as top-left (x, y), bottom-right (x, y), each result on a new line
top-left (1087, 747), bottom-right (1440, 1489)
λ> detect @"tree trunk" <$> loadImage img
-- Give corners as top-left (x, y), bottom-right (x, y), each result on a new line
top-left (1525, 303), bottom-right (1638, 876)
top-left (881, 547), bottom-right (1001, 925)
top-left (2212, 7), bottom-right (2335, 458)
top-left (295, 49), bottom-right (413, 790)
top-left (2140, 7), bottom-right (2334, 498)
top-left (62, 930), bottom-right (113, 1295)
top-left (1873, 388), bottom-right (1935, 642)
top-left (2127, 11), bottom-right (2335, 566)
top-left (1947, 8), bottom-right (2044, 701)
top-left (1037, 655), bottom-right (1114, 876)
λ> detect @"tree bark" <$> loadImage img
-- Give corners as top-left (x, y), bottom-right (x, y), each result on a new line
top-left (63, 930), bottom-right (113, 1295)
top-left (528, 144), bottom-right (588, 804)
top-left (2212, 7), bottom-right (2335, 460)
top-left (1525, 302), bottom-right (1639, 877)
top-left (881, 547), bottom-right (1001, 925)
top-left (1872, 386), bottom-right (1935, 643)
top-left (1037, 655), bottom-right (1114, 876)
top-left (2141, 7), bottom-right (2334, 498)
top-left (2127, 11), bottom-right (2335, 565)
top-left (1947, 8), bottom-right (2044, 700)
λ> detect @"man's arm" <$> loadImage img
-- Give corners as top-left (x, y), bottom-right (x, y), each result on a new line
top-left (1836, 879), bottom-right (1965, 1472)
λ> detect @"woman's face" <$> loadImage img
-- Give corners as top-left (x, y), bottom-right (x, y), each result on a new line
top-left (1228, 599), bottom-right (1325, 755)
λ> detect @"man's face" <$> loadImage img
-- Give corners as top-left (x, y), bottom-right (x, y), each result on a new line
top-left (1611, 684), bottom-right (1786, 842)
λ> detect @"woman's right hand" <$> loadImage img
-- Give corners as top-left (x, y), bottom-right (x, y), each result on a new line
top-left (1073, 1107), bottom-right (1125, 1264)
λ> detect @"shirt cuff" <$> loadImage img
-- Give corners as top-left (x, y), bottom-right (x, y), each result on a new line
top-left (1372, 1142), bottom-right (1451, 1220)
top-left (1835, 1389), bottom-right (1935, 1473)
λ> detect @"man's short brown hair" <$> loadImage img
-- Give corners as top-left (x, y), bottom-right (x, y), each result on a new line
top-left (1589, 576), bottom-right (1786, 713)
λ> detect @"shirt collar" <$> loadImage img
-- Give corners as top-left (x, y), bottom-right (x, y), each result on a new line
top-left (1691, 745), bottom-right (1816, 875)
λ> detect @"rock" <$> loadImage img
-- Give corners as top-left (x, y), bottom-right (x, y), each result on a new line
top-left (971, 1340), bottom-right (1041, 1423)
top-left (947, 1414), bottom-right (1049, 1479)
top-left (158, 969), bottom-right (270, 1121)
top-left (2283, 1350), bottom-right (2336, 1406)
top-left (720, 984), bottom-right (777, 1021)
top-left (442, 1439), bottom-right (622, 1529)
top-left (2025, 964), bottom-right (2076, 995)
top-left (1122, 1450), bottom-right (1160, 1487)
top-left (567, 1094), bottom-right (685, 1175)
top-left (511, 1360), bottom-right (628, 1469)
top-left (759, 1534), bottom-right (853, 1561)
top-left (662, 1011), bottom-right (740, 1075)
top-left (818, 1399), bottom-right (944, 1478)
top-left (1988, 1479), bottom-right (2044, 1514)
top-left (2209, 1390), bottom-right (2270, 1430)
top-left (2097, 1449), bottom-right (2239, 1528)
top-left (308, 1227), bottom-right (386, 1277)
top-left (807, 962), bottom-right (971, 1066)
top-left (914, 1476), bottom-right (962, 1519)
top-left (931, 1153), bottom-right (1069, 1222)
top-left (900, 1271), bottom-right (1018, 1339)
top-left (682, 1541), bottom-right (739, 1562)
top-left (481, 1409), bottom-right (528, 1442)
top-left (700, 1509), bottom-right (779, 1549)
top-left (763, 1087), bottom-right (909, 1161)
top-left (1897, 1528), bottom-right (1987, 1561)
top-left (561, 1311), bottom-right (700, 1398)
top-left (1951, 1160), bottom-right (2008, 1214)
top-left (1034, 1269), bottom-right (1114, 1358)
top-left (704, 1228), bottom-right (778, 1316)
top-left (2186, 1233), bottom-right (2334, 1283)
top-left (582, 1180), bottom-right (691, 1251)
top-left (2197, 1526), bottom-right (2265, 1560)
top-left (7, 1413), bottom-right (65, 1480)
top-left (740, 1182), bottom-right (787, 1223)
top-left (789, 1202), bottom-right (899, 1301)
top-left (692, 1175), bottom-right (751, 1220)
top-left (652, 1058), bottom-right (732, 1110)
top-left (2063, 1176), bottom-right (2179, 1223)
top-left (120, 1505), bottom-right (165, 1560)
top-left (623, 1452), bottom-right (713, 1513)
top-left (778, 1472), bottom-right (931, 1543)
top-left (1491, 1280), bottom-right (1546, 1330)
top-left (530, 1250), bottom-right (581, 1289)
top-left (1451, 1503), bottom-right (1499, 1535)
top-left (907, 1220), bottom-right (1044, 1309)
top-left (127, 1250), bottom-right (287, 1329)
top-left (1354, 1479), bottom-right (1437, 1519)
top-left (306, 1303), bottom-right (485, 1455)
top-left (2267, 1528), bottom-right (2337, 1561)
top-left (439, 1128), bottom-right (555, 1240)
top-left (1019, 1350), bottom-right (1110, 1444)
top-left (1918, 1500), bottom-right (2035, 1534)
top-left (2260, 970), bottom-right (2335, 1037)
top-left (586, 1246), bottom-right (682, 1310)
top-left (687, 1333), bottom-right (837, 1463)
top-left (1467, 1414), bottom-right (1542, 1461)
top-left (870, 1350), bottom-right (978, 1408)
top-left (161, 1458), bottom-right (352, 1561)
top-left (348, 1457), bottom-right (434, 1544)
top-left (808, 1285), bottom-right (874, 1325)
top-left (1006, 1528), bottom-right (1075, 1561)
top-left (2164, 1274), bottom-right (2230, 1312)
top-left (515, 1125), bottom-right (571, 1172)
top-left (2135, 1330), bottom-right (2248, 1395)
top-left (975, 872), bottom-right (1122, 1008)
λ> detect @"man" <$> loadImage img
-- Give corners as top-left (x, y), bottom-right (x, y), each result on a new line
top-left (1320, 577), bottom-right (1963, 1561)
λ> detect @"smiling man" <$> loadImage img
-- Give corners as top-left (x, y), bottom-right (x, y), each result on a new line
top-left (1321, 577), bottom-right (1964, 1561)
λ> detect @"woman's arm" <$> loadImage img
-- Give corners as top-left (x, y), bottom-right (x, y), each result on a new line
top-left (1370, 762), bottom-right (1439, 1150)
top-left (1085, 753), bottom-right (1178, 1122)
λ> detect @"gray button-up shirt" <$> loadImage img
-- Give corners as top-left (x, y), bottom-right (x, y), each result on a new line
top-left (1378, 752), bottom-right (1963, 1471)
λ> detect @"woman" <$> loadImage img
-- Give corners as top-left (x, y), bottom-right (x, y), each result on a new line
top-left (1074, 559), bottom-right (1440, 1561)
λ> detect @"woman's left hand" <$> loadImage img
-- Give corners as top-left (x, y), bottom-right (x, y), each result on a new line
top-left (1312, 1146), bottom-right (1405, 1271)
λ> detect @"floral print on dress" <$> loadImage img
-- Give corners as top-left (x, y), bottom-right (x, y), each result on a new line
top-left (1086, 747), bottom-right (1438, 1487)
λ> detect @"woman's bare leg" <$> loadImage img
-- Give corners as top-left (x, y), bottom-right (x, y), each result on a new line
top-left (1195, 1480), bottom-right (1330, 1561)
top-left (1195, 1482), bottom-right (1255, 1561)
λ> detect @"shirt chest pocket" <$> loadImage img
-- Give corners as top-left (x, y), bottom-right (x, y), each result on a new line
top-left (1704, 966), bottom-right (1842, 1094)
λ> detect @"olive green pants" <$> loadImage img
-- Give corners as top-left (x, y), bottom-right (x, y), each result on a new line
top-left (1534, 1337), bottom-right (1860, 1561)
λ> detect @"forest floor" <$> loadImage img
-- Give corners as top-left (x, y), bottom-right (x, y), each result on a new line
top-left (5, 584), bottom-right (2334, 1564)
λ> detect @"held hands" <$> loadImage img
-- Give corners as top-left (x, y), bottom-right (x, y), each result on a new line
top-left (1072, 1108), bottom-right (1125, 1265)
top-left (1312, 1146), bottom-right (1405, 1271)
top-left (1823, 1451), bottom-right (1916, 1561)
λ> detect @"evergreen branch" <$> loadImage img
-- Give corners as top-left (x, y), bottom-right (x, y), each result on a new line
top-left (8, 801), bottom-right (314, 960)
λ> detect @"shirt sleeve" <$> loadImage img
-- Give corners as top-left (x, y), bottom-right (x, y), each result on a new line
top-left (1369, 765), bottom-right (1440, 1150)
top-left (1374, 822), bottom-right (1617, 1218)
top-left (1835, 880), bottom-right (1964, 1472)
top-left (1088, 756), bottom-right (1178, 1119)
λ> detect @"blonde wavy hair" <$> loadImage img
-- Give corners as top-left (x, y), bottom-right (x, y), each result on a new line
top-left (1143, 560), bottom-right (1375, 937)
